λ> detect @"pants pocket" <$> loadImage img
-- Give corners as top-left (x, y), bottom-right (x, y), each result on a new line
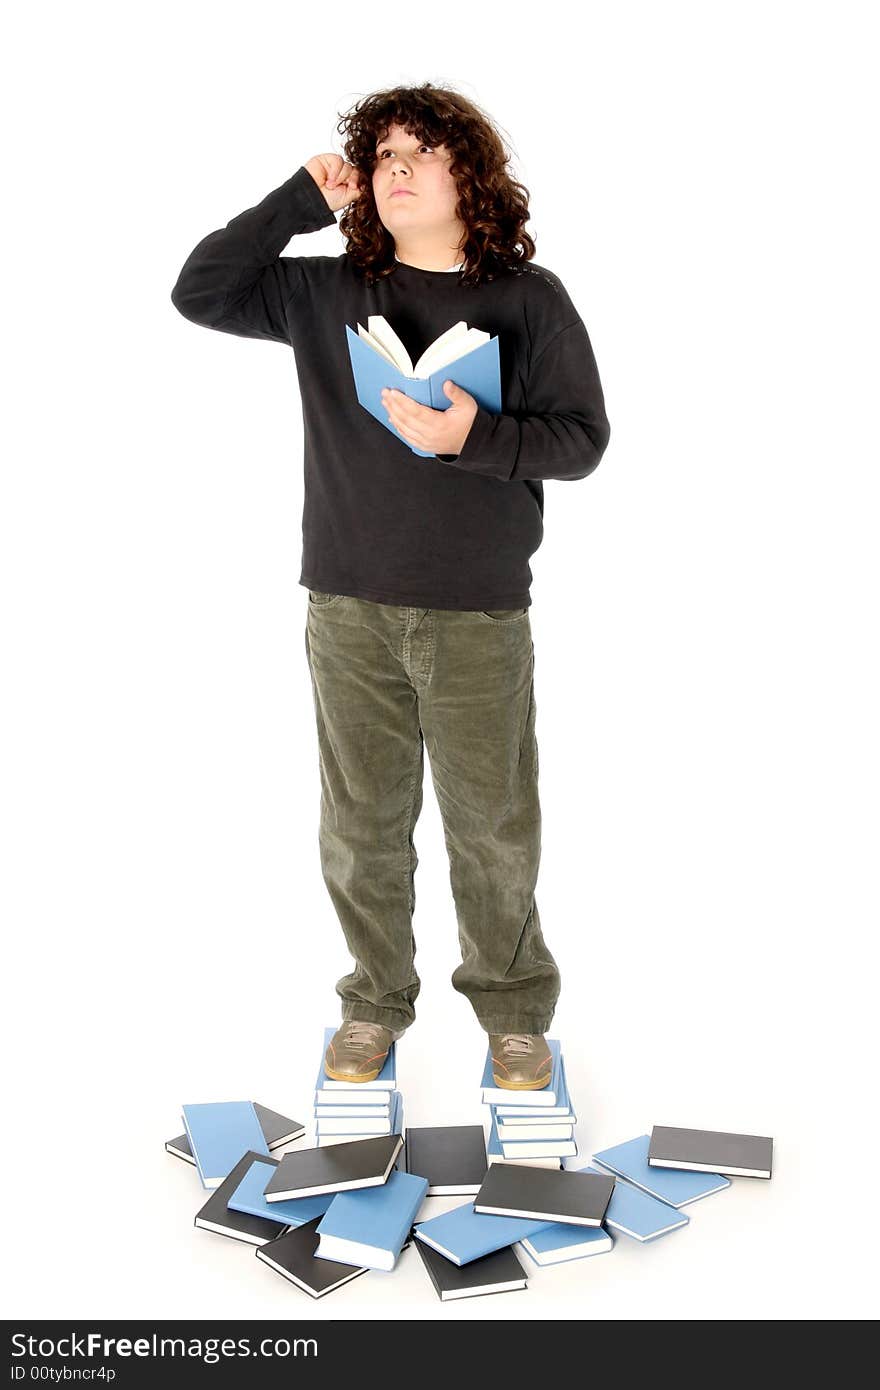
top-left (308, 591), bottom-right (345, 607)
top-left (477, 608), bottom-right (529, 622)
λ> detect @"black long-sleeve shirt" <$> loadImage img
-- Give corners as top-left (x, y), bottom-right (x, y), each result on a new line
top-left (170, 165), bottom-right (611, 610)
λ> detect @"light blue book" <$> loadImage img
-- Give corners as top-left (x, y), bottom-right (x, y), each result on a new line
top-left (345, 317), bottom-right (501, 459)
top-left (315, 1088), bottom-right (401, 1137)
top-left (316, 1091), bottom-right (403, 1147)
top-left (315, 1169), bottom-right (429, 1272)
top-left (579, 1164), bottom-right (688, 1241)
top-left (481, 1038), bottom-right (563, 1108)
top-left (591, 1135), bottom-right (730, 1208)
top-left (518, 1222), bottom-right (613, 1266)
top-left (487, 1111), bottom-right (575, 1163)
top-left (181, 1101), bottom-right (269, 1190)
top-left (494, 1053), bottom-right (575, 1121)
top-left (413, 1200), bottom-right (553, 1267)
top-left (315, 1025), bottom-right (398, 1095)
top-left (227, 1156), bottom-right (334, 1227)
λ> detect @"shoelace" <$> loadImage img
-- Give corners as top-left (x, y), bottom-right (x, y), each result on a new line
top-left (499, 1034), bottom-right (534, 1054)
top-left (341, 1021), bottom-right (387, 1052)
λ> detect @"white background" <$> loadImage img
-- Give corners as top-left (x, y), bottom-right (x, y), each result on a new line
top-left (3, 0), bottom-right (877, 1320)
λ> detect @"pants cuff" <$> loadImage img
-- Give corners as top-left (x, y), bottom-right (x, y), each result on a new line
top-left (339, 1002), bottom-right (412, 1034)
top-left (476, 1017), bottom-right (554, 1035)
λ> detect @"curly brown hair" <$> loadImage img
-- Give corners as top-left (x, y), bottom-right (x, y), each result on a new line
top-left (334, 83), bottom-right (536, 288)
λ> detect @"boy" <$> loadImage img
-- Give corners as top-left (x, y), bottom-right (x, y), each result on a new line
top-left (170, 84), bottom-right (610, 1090)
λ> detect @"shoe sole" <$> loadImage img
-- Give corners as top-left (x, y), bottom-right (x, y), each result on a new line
top-left (323, 1061), bottom-right (384, 1082)
top-left (492, 1074), bottom-right (551, 1090)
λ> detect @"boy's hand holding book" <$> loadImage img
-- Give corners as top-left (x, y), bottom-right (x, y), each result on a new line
top-left (381, 380), bottom-right (477, 458)
top-left (346, 315), bottom-right (501, 459)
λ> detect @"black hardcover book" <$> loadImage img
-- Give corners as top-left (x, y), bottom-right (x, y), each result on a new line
top-left (167, 1102), bottom-right (306, 1163)
top-left (648, 1125), bottom-right (773, 1178)
top-left (415, 1237), bottom-right (528, 1300)
top-left (403, 1125), bottom-right (488, 1195)
top-left (256, 1217), bottom-right (369, 1299)
top-left (264, 1134), bottom-right (404, 1201)
top-left (194, 1151), bottom-right (285, 1245)
top-left (474, 1160), bottom-right (615, 1227)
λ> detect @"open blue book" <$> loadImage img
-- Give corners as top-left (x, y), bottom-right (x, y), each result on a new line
top-left (345, 316), bottom-right (501, 458)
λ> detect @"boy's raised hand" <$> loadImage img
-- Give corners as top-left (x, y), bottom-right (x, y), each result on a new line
top-left (305, 154), bottom-right (363, 212)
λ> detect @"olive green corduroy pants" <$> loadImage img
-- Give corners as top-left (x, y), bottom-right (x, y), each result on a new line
top-left (304, 591), bottom-right (560, 1036)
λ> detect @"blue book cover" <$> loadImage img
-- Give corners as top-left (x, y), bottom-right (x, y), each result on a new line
top-left (580, 1164), bottom-right (688, 1241)
top-left (345, 321), bottom-right (501, 458)
top-left (519, 1222), bottom-right (613, 1266)
top-left (487, 1112), bottom-right (574, 1162)
top-left (315, 1025), bottom-right (398, 1094)
top-left (413, 1200), bottom-right (553, 1267)
top-left (227, 1156), bottom-right (334, 1227)
top-left (315, 1169), bottom-right (429, 1271)
top-left (591, 1135), bottom-right (730, 1208)
top-left (390, 1089), bottom-right (402, 1133)
top-left (481, 1038), bottom-right (563, 1107)
top-left (181, 1101), bottom-right (269, 1189)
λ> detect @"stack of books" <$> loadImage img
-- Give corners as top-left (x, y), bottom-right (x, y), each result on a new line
top-left (481, 1038), bottom-right (578, 1166)
top-left (313, 1025), bottom-right (403, 1146)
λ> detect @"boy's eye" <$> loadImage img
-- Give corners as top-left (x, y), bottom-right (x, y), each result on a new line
top-left (377, 145), bottom-right (435, 158)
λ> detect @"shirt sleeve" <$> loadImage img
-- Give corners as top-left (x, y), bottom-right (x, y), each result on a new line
top-left (169, 166), bottom-right (337, 344)
top-left (437, 317), bottom-right (611, 482)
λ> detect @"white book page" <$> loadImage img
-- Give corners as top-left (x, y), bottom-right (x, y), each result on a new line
top-left (362, 315), bottom-right (413, 375)
top-left (415, 324), bottom-right (489, 377)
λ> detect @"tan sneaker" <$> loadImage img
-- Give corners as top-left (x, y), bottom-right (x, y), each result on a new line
top-left (323, 1020), bottom-right (404, 1082)
top-left (489, 1032), bottom-right (552, 1090)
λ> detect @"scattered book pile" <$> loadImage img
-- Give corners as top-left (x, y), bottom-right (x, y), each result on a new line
top-left (166, 1032), bottom-right (774, 1302)
top-left (482, 1038), bottom-right (578, 1166)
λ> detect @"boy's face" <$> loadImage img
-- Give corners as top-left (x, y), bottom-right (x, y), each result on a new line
top-left (370, 122), bottom-right (462, 240)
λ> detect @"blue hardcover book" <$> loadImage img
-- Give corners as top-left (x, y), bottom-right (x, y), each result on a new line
top-left (591, 1135), bottom-right (730, 1208)
top-left (518, 1222), bottom-right (613, 1266)
top-left (580, 1164), bottom-right (688, 1241)
top-left (413, 1200), bottom-right (553, 1267)
top-left (315, 1169), bottom-right (429, 1272)
top-left (481, 1038), bottom-right (563, 1107)
top-left (487, 1112), bottom-right (573, 1163)
top-left (345, 317), bottom-right (501, 458)
top-left (315, 1025), bottom-right (398, 1095)
top-left (227, 1154), bottom-right (334, 1227)
top-left (316, 1088), bottom-right (402, 1137)
top-left (181, 1101), bottom-right (269, 1189)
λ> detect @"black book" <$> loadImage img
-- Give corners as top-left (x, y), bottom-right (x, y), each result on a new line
top-left (264, 1134), bottom-right (404, 1201)
top-left (415, 1236), bottom-right (528, 1301)
top-left (474, 1161), bottom-right (615, 1227)
top-left (166, 1102), bottom-right (306, 1163)
top-left (194, 1151), bottom-right (285, 1246)
top-left (403, 1125), bottom-right (488, 1195)
top-left (648, 1125), bottom-right (774, 1179)
top-left (255, 1217), bottom-right (369, 1299)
